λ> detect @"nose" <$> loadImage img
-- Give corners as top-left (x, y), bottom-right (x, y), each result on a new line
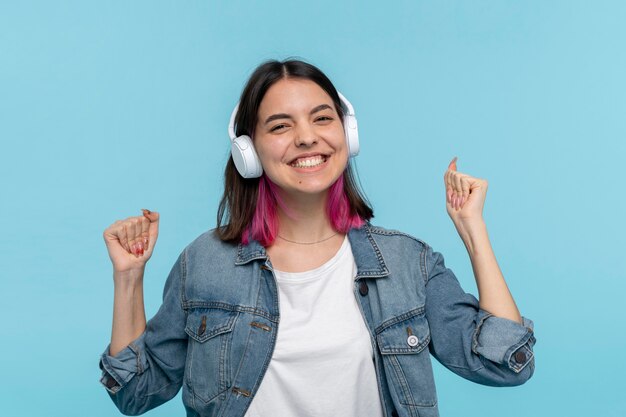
top-left (294, 123), bottom-right (318, 148)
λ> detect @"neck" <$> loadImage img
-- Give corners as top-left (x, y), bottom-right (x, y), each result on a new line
top-left (275, 190), bottom-right (336, 243)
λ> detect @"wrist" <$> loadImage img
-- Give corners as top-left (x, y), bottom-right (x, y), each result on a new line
top-left (456, 218), bottom-right (488, 255)
top-left (113, 268), bottom-right (145, 290)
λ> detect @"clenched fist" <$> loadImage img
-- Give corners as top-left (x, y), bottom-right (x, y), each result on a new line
top-left (103, 209), bottom-right (160, 274)
top-left (444, 157), bottom-right (488, 226)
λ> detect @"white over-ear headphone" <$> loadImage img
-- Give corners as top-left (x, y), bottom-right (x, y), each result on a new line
top-left (228, 91), bottom-right (359, 179)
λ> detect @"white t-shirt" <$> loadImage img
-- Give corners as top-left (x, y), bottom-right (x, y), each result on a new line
top-left (244, 236), bottom-right (384, 417)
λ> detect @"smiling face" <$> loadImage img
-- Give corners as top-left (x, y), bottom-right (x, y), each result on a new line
top-left (253, 77), bottom-right (348, 200)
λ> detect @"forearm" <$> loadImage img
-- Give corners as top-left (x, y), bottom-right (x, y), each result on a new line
top-left (110, 269), bottom-right (147, 356)
top-left (457, 220), bottom-right (522, 324)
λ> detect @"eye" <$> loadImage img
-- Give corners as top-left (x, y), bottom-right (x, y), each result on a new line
top-left (315, 116), bottom-right (333, 123)
top-left (270, 123), bottom-right (287, 132)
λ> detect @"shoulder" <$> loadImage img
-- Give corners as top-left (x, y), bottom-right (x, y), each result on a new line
top-left (182, 228), bottom-right (239, 262)
top-left (359, 223), bottom-right (444, 281)
top-left (349, 222), bottom-right (434, 266)
top-left (363, 222), bottom-right (431, 251)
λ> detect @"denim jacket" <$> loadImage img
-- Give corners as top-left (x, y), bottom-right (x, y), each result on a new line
top-left (100, 223), bottom-right (536, 417)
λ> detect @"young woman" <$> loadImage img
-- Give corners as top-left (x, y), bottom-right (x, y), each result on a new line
top-left (100, 59), bottom-right (536, 417)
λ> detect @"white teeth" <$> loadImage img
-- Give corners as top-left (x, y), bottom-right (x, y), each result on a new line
top-left (291, 155), bottom-right (326, 168)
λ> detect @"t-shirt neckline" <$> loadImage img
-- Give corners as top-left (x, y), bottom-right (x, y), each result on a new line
top-left (273, 235), bottom-right (350, 284)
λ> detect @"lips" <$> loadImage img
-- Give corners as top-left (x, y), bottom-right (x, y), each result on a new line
top-left (289, 154), bottom-right (329, 168)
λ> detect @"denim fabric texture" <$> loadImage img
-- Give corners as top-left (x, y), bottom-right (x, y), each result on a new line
top-left (99, 223), bottom-right (536, 417)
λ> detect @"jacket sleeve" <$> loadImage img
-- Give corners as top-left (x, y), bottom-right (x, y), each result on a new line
top-left (422, 244), bottom-right (536, 386)
top-left (99, 250), bottom-right (189, 415)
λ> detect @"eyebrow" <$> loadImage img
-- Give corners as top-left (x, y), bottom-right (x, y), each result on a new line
top-left (264, 104), bottom-right (333, 125)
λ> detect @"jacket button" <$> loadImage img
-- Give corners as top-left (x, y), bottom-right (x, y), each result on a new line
top-left (407, 335), bottom-right (419, 347)
top-left (514, 350), bottom-right (527, 363)
top-left (104, 376), bottom-right (118, 389)
top-left (198, 315), bottom-right (207, 336)
top-left (359, 281), bottom-right (368, 296)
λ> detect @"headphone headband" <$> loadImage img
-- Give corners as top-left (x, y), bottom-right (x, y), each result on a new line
top-left (228, 104), bottom-right (240, 142)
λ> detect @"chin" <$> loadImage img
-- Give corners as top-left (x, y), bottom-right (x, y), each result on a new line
top-left (293, 176), bottom-right (342, 195)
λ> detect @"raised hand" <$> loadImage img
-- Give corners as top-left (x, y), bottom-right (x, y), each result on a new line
top-left (443, 158), bottom-right (523, 324)
top-left (103, 209), bottom-right (160, 274)
top-left (444, 157), bottom-right (488, 226)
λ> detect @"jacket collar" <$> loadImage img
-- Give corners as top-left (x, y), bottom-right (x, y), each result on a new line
top-left (348, 223), bottom-right (390, 279)
top-left (235, 223), bottom-right (390, 279)
top-left (234, 239), bottom-right (267, 265)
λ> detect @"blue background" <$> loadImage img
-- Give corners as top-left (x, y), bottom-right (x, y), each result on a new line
top-left (1, 1), bottom-right (624, 416)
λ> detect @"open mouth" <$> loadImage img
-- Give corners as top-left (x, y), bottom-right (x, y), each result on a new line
top-left (289, 154), bottom-right (328, 168)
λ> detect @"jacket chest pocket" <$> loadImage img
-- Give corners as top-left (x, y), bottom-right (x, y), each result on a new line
top-left (185, 308), bottom-right (238, 404)
top-left (376, 310), bottom-right (438, 409)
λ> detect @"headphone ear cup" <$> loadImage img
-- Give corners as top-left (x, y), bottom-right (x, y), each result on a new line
top-left (231, 135), bottom-right (263, 178)
top-left (344, 114), bottom-right (360, 157)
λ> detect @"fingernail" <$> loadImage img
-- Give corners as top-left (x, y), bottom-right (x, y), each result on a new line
top-left (137, 241), bottom-right (144, 251)
top-left (450, 156), bottom-right (458, 170)
top-left (143, 237), bottom-right (149, 246)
